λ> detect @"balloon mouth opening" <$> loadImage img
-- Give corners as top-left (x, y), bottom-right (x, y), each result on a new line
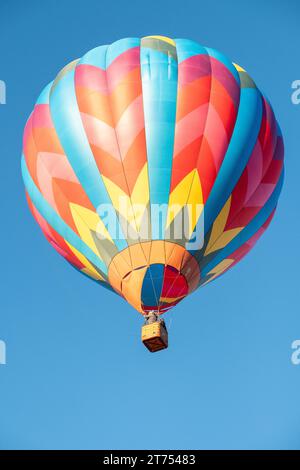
top-left (108, 241), bottom-right (200, 314)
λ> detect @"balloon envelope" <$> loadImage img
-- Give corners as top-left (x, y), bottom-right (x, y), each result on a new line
top-left (22, 36), bottom-right (284, 315)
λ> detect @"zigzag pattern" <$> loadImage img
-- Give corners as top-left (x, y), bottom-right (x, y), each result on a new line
top-left (22, 36), bottom-right (284, 315)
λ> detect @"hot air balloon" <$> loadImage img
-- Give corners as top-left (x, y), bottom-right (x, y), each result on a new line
top-left (21, 36), bottom-right (284, 352)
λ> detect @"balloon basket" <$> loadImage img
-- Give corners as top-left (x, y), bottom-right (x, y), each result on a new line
top-left (141, 320), bottom-right (168, 353)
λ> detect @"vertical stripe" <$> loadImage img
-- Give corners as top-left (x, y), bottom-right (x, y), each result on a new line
top-left (140, 37), bottom-right (178, 239)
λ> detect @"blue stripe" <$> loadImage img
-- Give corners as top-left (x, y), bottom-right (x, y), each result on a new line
top-left (205, 47), bottom-right (240, 83)
top-left (141, 264), bottom-right (164, 307)
top-left (106, 38), bottom-right (140, 67)
top-left (48, 65), bottom-right (127, 251)
top-left (202, 170), bottom-right (284, 276)
top-left (79, 45), bottom-right (108, 69)
top-left (174, 40), bottom-right (240, 84)
top-left (21, 156), bottom-right (108, 276)
top-left (141, 43), bottom-right (178, 239)
top-left (175, 38), bottom-right (208, 62)
top-left (36, 82), bottom-right (53, 105)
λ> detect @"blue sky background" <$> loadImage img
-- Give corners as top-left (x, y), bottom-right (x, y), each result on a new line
top-left (0, 0), bottom-right (299, 450)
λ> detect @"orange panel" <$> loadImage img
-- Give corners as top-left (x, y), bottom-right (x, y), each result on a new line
top-left (149, 241), bottom-right (166, 265)
top-left (121, 266), bottom-right (147, 312)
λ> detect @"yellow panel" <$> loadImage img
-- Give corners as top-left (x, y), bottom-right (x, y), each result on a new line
top-left (81, 267), bottom-right (102, 281)
top-left (130, 163), bottom-right (150, 230)
top-left (205, 197), bottom-right (232, 254)
top-left (70, 203), bottom-right (112, 256)
top-left (65, 241), bottom-right (105, 281)
top-left (101, 176), bottom-right (138, 234)
top-left (201, 258), bottom-right (234, 286)
top-left (160, 295), bottom-right (185, 303)
top-left (205, 227), bottom-right (243, 255)
top-left (144, 35), bottom-right (175, 46)
top-left (233, 62), bottom-right (246, 72)
top-left (166, 169), bottom-right (203, 231)
top-left (186, 171), bottom-right (204, 238)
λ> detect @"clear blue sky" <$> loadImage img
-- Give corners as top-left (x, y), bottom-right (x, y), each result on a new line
top-left (0, 0), bottom-right (299, 450)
